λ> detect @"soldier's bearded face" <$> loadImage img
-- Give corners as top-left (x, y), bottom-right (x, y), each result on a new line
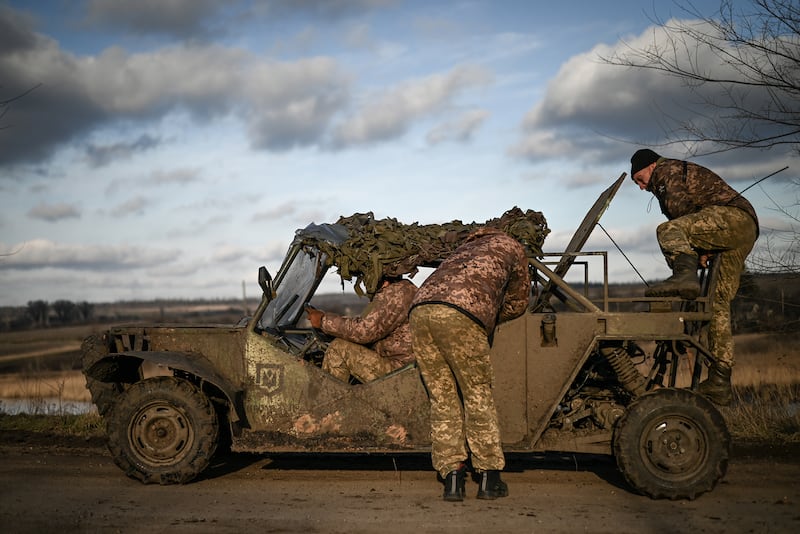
top-left (633, 165), bottom-right (653, 190)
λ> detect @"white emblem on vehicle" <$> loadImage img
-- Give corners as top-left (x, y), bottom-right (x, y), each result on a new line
top-left (256, 363), bottom-right (283, 394)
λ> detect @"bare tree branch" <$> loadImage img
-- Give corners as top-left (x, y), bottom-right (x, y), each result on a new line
top-left (602, 2), bottom-right (800, 274)
top-left (748, 177), bottom-right (800, 272)
top-left (602, 0), bottom-right (800, 155)
top-left (0, 83), bottom-right (41, 130)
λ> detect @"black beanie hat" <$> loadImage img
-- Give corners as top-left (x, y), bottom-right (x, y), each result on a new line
top-left (630, 149), bottom-right (661, 176)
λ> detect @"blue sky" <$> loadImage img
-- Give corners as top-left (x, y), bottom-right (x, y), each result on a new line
top-left (0, 0), bottom-right (797, 306)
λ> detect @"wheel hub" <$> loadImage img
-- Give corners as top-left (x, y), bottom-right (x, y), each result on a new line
top-left (129, 402), bottom-right (194, 465)
top-left (643, 418), bottom-right (707, 476)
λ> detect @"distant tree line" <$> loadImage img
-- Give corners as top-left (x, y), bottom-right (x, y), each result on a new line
top-left (1, 272), bottom-right (796, 333)
top-left (23, 299), bottom-right (94, 328)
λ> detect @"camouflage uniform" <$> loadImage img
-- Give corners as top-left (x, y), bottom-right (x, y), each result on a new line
top-left (321, 279), bottom-right (417, 382)
top-left (409, 228), bottom-right (530, 477)
top-left (647, 158), bottom-right (759, 367)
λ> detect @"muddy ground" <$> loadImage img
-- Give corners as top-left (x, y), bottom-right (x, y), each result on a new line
top-left (1, 431), bottom-right (799, 534)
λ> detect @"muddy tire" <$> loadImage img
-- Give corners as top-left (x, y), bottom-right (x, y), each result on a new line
top-left (80, 334), bottom-right (119, 416)
top-left (106, 376), bottom-right (219, 485)
top-left (613, 388), bottom-right (729, 500)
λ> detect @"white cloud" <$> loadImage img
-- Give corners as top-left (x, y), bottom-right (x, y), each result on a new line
top-left (27, 203), bottom-right (81, 222)
top-left (330, 65), bottom-right (492, 147)
top-left (0, 19), bottom-right (351, 166)
top-left (85, 134), bottom-right (161, 167)
top-left (85, 0), bottom-right (221, 39)
top-left (252, 201), bottom-right (298, 221)
top-left (85, 45), bottom-right (247, 115)
top-left (1, 7), bottom-right (500, 168)
top-left (148, 167), bottom-right (202, 185)
top-left (427, 109), bottom-right (489, 145)
top-left (0, 239), bottom-right (178, 271)
top-left (509, 129), bottom-right (583, 162)
top-left (512, 19), bottom-right (799, 171)
top-left (242, 57), bottom-right (351, 150)
top-left (211, 244), bottom-right (254, 263)
top-left (113, 196), bottom-right (150, 216)
top-left (266, 0), bottom-right (397, 19)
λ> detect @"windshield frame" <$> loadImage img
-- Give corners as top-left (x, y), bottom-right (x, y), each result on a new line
top-left (257, 244), bottom-right (329, 331)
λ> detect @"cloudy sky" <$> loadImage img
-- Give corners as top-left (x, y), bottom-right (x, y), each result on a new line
top-left (0, 0), bottom-right (797, 306)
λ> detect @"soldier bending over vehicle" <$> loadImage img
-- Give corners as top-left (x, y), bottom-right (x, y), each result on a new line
top-left (409, 225), bottom-right (530, 502)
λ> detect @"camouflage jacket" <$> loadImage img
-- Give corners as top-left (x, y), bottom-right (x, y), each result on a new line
top-left (411, 227), bottom-right (531, 336)
top-left (648, 158), bottom-right (759, 232)
top-left (321, 279), bottom-right (417, 366)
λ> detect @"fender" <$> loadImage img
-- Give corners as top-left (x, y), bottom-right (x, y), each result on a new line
top-left (85, 350), bottom-right (247, 427)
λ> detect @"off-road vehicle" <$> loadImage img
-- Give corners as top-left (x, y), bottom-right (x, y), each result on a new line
top-left (82, 174), bottom-right (729, 499)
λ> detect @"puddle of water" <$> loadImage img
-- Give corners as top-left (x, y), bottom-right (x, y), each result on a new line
top-left (0, 397), bottom-right (97, 415)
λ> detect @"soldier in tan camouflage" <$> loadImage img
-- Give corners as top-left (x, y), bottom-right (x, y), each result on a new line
top-left (630, 149), bottom-right (759, 406)
top-left (305, 276), bottom-right (417, 383)
top-left (409, 226), bottom-right (530, 502)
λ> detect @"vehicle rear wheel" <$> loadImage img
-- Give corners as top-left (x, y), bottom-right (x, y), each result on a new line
top-left (613, 388), bottom-right (729, 500)
top-left (106, 376), bottom-right (219, 485)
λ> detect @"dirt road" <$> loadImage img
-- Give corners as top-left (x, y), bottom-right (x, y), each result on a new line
top-left (1, 437), bottom-right (798, 534)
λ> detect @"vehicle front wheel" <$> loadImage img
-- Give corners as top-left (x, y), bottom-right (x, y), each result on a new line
top-left (613, 388), bottom-right (729, 500)
top-left (106, 376), bottom-right (219, 485)
top-left (81, 333), bottom-right (120, 416)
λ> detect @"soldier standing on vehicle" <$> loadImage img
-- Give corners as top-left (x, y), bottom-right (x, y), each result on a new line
top-left (630, 148), bottom-right (759, 406)
top-left (409, 225), bottom-right (530, 501)
top-left (305, 276), bottom-right (417, 383)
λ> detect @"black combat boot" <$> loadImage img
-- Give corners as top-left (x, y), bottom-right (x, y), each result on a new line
top-left (698, 364), bottom-right (732, 406)
top-left (645, 253), bottom-right (701, 300)
top-left (477, 470), bottom-right (508, 500)
top-left (442, 464), bottom-right (466, 502)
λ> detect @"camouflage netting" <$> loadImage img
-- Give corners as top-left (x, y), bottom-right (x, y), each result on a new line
top-left (300, 207), bottom-right (548, 296)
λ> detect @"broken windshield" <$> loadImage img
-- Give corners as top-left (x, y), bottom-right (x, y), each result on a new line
top-left (258, 222), bottom-right (348, 331)
top-left (258, 246), bottom-right (329, 331)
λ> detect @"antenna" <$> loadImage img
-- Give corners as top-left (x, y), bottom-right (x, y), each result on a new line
top-left (598, 223), bottom-right (649, 286)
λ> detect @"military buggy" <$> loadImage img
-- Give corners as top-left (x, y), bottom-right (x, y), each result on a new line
top-left (82, 174), bottom-right (729, 499)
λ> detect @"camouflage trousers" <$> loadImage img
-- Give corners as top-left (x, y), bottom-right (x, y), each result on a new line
top-left (409, 304), bottom-right (504, 477)
top-left (656, 205), bottom-right (757, 368)
top-left (322, 339), bottom-right (395, 383)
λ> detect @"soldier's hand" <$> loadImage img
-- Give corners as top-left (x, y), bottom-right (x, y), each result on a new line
top-left (305, 306), bottom-right (324, 329)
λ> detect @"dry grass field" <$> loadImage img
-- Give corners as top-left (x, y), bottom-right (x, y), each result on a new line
top-left (732, 332), bottom-right (800, 385)
top-left (0, 326), bottom-right (95, 418)
top-left (0, 324), bottom-right (101, 405)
